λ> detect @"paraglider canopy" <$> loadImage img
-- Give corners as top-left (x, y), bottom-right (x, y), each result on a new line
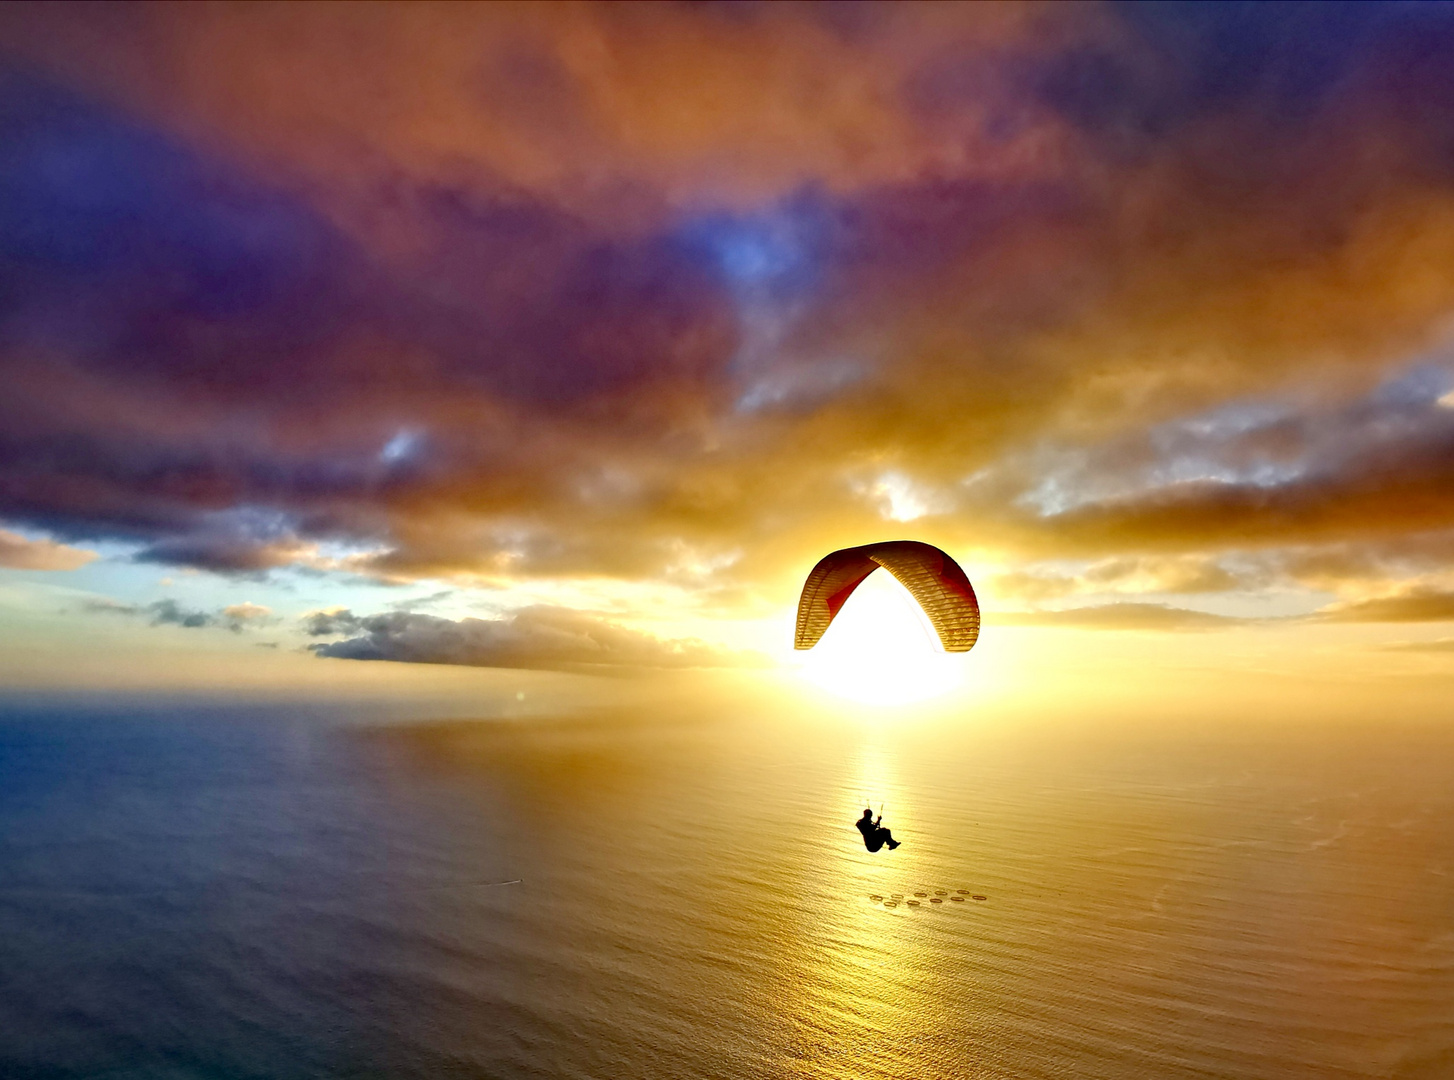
top-left (794, 540), bottom-right (979, 653)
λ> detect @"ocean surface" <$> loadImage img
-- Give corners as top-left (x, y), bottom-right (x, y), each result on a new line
top-left (1, 696), bottom-right (1451, 1080)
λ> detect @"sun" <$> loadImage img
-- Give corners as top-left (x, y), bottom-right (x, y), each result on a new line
top-left (797, 569), bottom-right (965, 707)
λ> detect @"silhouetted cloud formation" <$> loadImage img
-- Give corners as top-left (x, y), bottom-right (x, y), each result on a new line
top-left (307, 606), bottom-right (767, 672)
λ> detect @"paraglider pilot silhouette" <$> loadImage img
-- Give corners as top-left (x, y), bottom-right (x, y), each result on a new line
top-left (794, 540), bottom-right (980, 854)
top-left (856, 808), bottom-right (900, 852)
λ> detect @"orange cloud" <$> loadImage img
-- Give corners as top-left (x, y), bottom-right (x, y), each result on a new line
top-left (0, 529), bottom-right (97, 571)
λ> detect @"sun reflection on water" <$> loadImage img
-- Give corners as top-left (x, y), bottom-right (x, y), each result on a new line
top-left (760, 738), bottom-right (972, 1078)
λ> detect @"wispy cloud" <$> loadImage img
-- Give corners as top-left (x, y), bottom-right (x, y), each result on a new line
top-left (996, 603), bottom-right (1254, 632)
top-left (1381, 638), bottom-right (1454, 653)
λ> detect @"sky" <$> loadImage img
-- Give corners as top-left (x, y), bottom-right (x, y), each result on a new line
top-left (3, 1), bottom-right (1454, 718)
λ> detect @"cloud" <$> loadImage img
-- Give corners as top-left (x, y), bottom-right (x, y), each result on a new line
top-left (0, 528), bottom-right (96, 570)
top-left (1312, 589), bottom-right (1454, 623)
top-left (221, 602), bottom-right (273, 625)
top-left (980, 367), bottom-right (1454, 561)
top-left (133, 535), bottom-right (310, 576)
top-left (386, 589), bottom-right (456, 612)
top-left (998, 588), bottom-right (1454, 631)
top-left (996, 603), bottom-right (1252, 631)
top-left (84, 597), bottom-right (274, 632)
top-left (147, 599), bottom-right (217, 629)
top-left (1381, 638), bottom-right (1454, 653)
top-left (301, 607), bottom-right (364, 637)
top-left (990, 555), bottom-right (1254, 602)
top-left (1271, 533), bottom-right (1454, 592)
top-left (307, 605), bottom-right (768, 672)
top-left (1, 3), bottom-right (1454, 620)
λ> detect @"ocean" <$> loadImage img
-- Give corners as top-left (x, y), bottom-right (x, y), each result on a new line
top-left (1, 696), bottom-right (1450, 1079)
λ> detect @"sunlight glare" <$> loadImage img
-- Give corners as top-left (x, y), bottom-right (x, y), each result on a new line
top-left (798, 569), bottom-right (964, 707)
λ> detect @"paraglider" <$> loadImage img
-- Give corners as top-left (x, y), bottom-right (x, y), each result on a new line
top-left (855, 807), bottom-right (900, 851)
top-left (795, 540), bottom-right (980, 855)
top-left (794, 540), bottom-right (979, 653)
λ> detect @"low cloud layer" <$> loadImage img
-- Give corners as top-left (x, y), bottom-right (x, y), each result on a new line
top-left (86, 598), bottom-right (274, 632)
top-left (997, 603), bottom-right (1252, 632)
top-left (1313, 589), bottom-right (1454, 623)
top-left (999, 589), bottom-right (1454, 633)
top-left (1382, 638), bottom-right (1454, 653)
top-left (306, 605), bottom-right (767, 672)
